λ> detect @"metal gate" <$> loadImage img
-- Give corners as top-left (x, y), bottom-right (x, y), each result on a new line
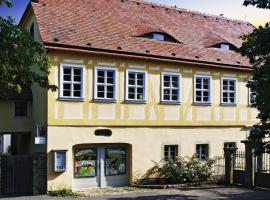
top-left (1, 155), bottom-right (33, 195)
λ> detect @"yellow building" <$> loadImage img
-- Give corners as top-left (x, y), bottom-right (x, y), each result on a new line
top-left (1, 0), bottom-right (258, 191)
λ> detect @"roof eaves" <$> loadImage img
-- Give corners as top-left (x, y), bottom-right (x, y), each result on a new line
top-left (44, 42), bottom-right (252, 71)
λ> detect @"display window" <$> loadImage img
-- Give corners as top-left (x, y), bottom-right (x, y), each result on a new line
top-left (74, 148), bottom-right (97, 178)
top-left (105, 148), bottom-right (127, 176)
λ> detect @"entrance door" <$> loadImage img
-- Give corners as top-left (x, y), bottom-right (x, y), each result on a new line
top-left (73, 146), bottom-right (128, 190)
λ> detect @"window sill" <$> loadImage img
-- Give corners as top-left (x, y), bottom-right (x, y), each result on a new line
top-left (220, 103), bottom-right (237, 107)
top-left (124, 100), bottom-right (147, 104)
top-left (13, 116), bottom-right (28, 119)
top-left (193, 102), bottom-right (212, 106)
top-left (160, 101), bottom-right (181, 105)
top-left (94, 99), bottom-right (117, 103)
top-left (58, 97), bottom-right (85, 102)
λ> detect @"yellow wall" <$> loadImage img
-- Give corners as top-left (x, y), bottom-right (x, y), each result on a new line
top-left (47, 52), bottom-right (258, 127)
top-left (47, 126), bottom-right (247, 189)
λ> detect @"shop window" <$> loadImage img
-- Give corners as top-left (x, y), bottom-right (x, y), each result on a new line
top-left (196, 144), bottom-right (209, 161)
top-left (105, 148), bottom-right (127, 176)
top-left (14, 101), bottom-right (28, 118)
top-left (164, 145), bottom-right (178, 160)
top-left (74, 148), bottom-right (97, 178)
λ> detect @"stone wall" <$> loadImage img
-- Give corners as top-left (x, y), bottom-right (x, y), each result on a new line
top-left (33, 153), bottom-right (47, 195)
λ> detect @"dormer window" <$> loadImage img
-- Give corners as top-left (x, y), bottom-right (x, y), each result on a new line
top-left (139, 32), bottom-right (180, 43)
top-left (220, 43), bottom-right (230, 51)
top-left (211, 43), bottom-right (237, 51)
top-left (153, 33), bottom-right (165, 41)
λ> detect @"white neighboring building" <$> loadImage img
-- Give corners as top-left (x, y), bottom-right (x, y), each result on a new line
top-left (0, 134), bottom-right (11, 154)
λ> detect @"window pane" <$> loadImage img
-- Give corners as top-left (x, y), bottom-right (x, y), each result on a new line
top-left (74, 148), bottom-right (97, 178)
top-left (64, 74), bottom-right (71, 81)
top-left (137, 79), bottom-right (143, 86)
top-left (74, 90), bottom-right (81, 97)
top-left (163, 95), bottom-right (169, 100)
top-left (63, 90), bottom-right (71, 97)
top-left (137, 73), bottom-right (143, 80)
top-left (105, 148), bottom-right (126, 176)
top-left (73, 84), bottom-right (81, 91)
top-left (97, 92), bottom-right (104, 98)
top-left (164, 76), bottom-right (170, 82)
top-left (129, 78), bottom-right (135, 85)
top-left (137, 93), bottom-right (143, 100)
top-left (63, 84), bottom-right (71, 90)
top-left (129, 73), bottom-right (135, 80)
top-left (64, 68), bottom-right (71, 75)
top-left (15, 101), bottom-right (28, 117)
top-left (98, 70), bottom-right (104, 77)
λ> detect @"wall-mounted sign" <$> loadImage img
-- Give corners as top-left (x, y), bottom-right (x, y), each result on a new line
top-left (35, 125), bottom-right (47, 144)
top-left (53, 150), bottom-right (68, 172)
top-left (94, 129), bottom-right (112, 137)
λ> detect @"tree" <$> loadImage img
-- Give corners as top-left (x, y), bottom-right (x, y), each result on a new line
top-left (0, 1), bottom-right (57, 94)
top-left (0, 0), bottom-right (12, 7)
top-left (240, 0), bottom-right (270, 152)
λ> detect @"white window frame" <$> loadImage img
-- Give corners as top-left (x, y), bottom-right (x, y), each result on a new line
top-left (125, 69), bottom-right (148, 102)
top-left (94, 66), bottom-right (118, 102)
top-left (194, 75), bottom-right (212, 104)
top-left (161, 72), bottom-right (181, 104)
top-left (59, 64), bottom-right (86, 100)
top-left (221, 77), bottom-right (237, 105)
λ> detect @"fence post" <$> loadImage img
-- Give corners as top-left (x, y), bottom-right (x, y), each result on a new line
top-left (242, 140), bottom-right (255, 187)
top-left (224, 147), bottom-right (237, 184)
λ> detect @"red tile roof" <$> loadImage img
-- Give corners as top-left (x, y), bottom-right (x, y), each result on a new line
top-left (30, 0), bottom-right (254, 68)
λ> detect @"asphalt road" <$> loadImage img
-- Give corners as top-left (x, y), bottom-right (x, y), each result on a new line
top-left (2, 186), bottom-right (270, 200)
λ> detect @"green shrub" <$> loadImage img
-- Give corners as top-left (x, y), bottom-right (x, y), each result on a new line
top-left (48, 186), bottom-right (80, 197)
top-left (157, 155), bottom-right (215, 184)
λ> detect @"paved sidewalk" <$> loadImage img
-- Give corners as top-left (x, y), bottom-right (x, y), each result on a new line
top-left (2, 186), bottom-right (270, 200)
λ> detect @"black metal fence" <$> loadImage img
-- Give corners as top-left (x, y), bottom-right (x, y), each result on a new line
top-left (256, 153), bottom-right (270, 173)
top-left (234, 151), bottom-right (245, 171)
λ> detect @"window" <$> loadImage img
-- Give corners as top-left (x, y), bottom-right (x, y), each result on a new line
top-left (74, 148), bottom-right (97, 178)
top-left (164, 145), bottom-right (178, 160)
top-left (94, 67), bottom-right (117, 101)
top-left (126, 70), bottom-right (147, 102)
top-left (224, 142), bottom-right (236, 149)
top-left (105, 148), bottom-right (127, 176)
top-left (220, 43), bottom-right (230, 51)
top-left (194, 75), bottom-right (211, 104)
top-left (30, 23), bottom-right (34, 39)
top-left (222, 78), bottom-right (237, 105)
top-left (196, 144), bottom-right (209, 160)
top-left (161, 73), bottom-right (181, 103)
top-left (249, 88), bottom-right (257, 105)
top-left (153, 33), bottom-right (165, 41)
top-left (139, 32), bottom-right (180, 43)
top-left (60, 64), bottom-right (85, 99)
top-left (211, 43), bottom-right (237, 51)
top-left (14, 101), bottom-right (28, 117)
